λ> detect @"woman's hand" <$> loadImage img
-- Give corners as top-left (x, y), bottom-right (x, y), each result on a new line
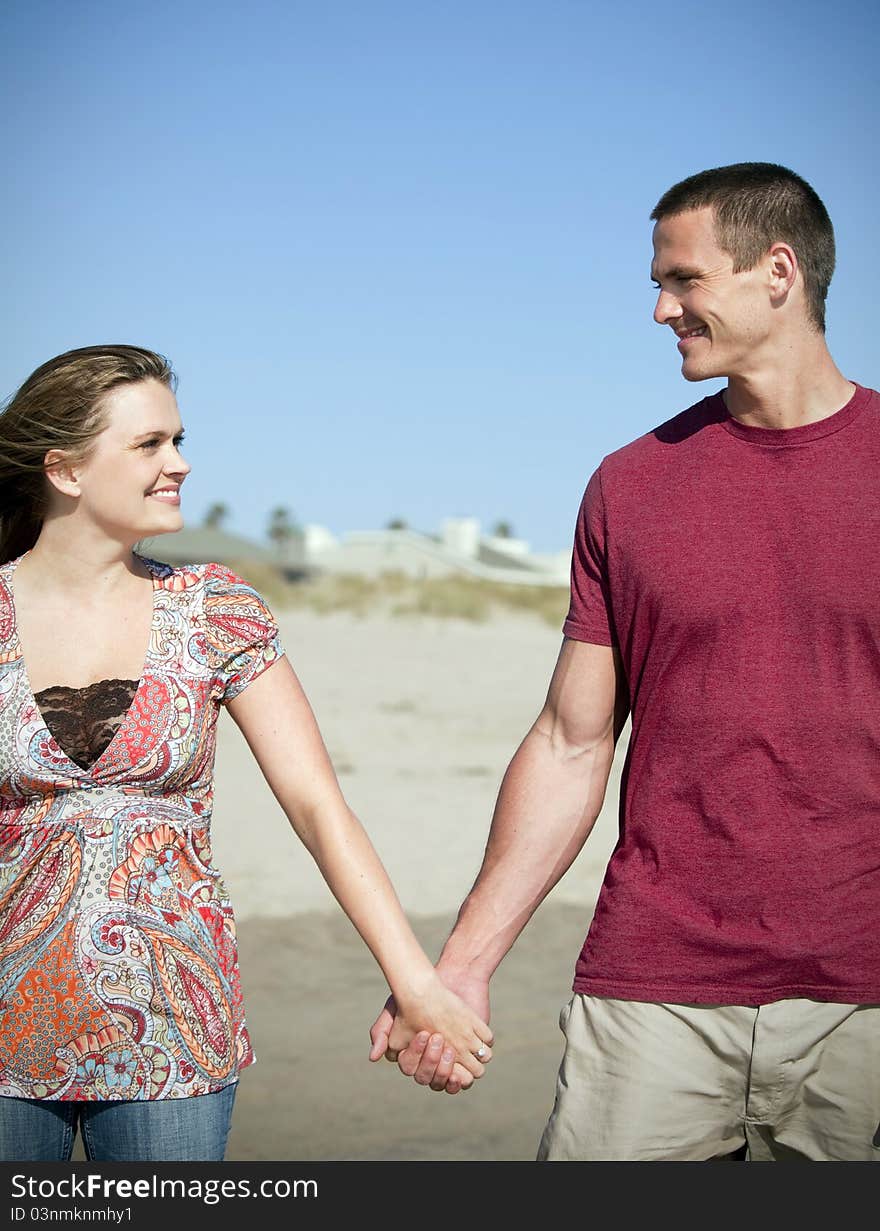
top-left (388, 971), bottom-right (493, 1080)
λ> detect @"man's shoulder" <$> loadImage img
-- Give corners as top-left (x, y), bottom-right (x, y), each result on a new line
top-left (598, 392), bottom-right (727, 480)
top-left (853, 382), bottom-right (880, 408)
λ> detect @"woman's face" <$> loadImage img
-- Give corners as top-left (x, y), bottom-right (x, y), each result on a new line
top-left (60, 378), bottom-right (191, 544)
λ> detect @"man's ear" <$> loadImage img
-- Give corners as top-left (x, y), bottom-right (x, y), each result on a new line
top-left (43, 450), bottom-right (81, 498)
top-left (767, 241), bottom-right (798, 305)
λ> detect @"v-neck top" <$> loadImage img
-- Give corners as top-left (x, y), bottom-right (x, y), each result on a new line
top-left (0, 556), bottom-right (283, 1101)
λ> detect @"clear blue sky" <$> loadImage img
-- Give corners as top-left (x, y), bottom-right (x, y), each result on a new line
top-left (2, 0), bottom-right (877, 552)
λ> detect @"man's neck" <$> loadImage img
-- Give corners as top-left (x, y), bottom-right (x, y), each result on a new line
top-left (723, 338), bottom-right (854, 429)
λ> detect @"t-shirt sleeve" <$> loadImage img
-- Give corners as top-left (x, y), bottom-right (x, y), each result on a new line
top-left (562, 466), bottom-right (617, 646)
top-left (202, 564), bottom-right (284, 702)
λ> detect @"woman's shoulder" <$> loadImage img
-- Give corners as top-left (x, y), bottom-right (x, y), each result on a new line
top-left (138, 556), bottom-right (252, 594)
top-left (141, 557), bottom-right (273, 614)
top-left (197, 564), bottom-right (281, 661)
top-left (0, 558), bottom-right (14, 630)
top-left (0, 554), bottom-right (23, 587)
top-left (0, 555), bottom-right (25, 632)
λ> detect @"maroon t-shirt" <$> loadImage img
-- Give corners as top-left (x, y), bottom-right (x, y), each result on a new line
top-left (565, 382), bottom-right (880, 1005)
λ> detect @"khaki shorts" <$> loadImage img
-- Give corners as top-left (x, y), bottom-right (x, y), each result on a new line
top-left (537, 994), bottom-right (880, 1161)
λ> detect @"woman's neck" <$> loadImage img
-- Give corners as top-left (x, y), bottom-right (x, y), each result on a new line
top-left (20, 523), bottom-right (149, 593)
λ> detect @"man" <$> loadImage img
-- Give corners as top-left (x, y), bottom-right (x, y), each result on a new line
top-left (370, 163), bottom-right (880, 1161)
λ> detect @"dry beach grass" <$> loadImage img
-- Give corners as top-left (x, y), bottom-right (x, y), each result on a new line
top-left (226, 563), bottom-right (571, 626)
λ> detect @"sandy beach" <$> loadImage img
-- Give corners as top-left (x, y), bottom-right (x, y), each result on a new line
top-left (196, 601), bottom-right (626, 1161)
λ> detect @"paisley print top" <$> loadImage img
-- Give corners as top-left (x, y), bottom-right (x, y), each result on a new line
top-left (0, 556), bottom-right (283, 1101)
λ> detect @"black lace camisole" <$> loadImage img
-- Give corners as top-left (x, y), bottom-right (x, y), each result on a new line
top-left (34, 678), bottom-right (140, 770)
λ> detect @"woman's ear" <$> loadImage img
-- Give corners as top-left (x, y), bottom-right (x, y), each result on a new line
top-left (43, 450), bottom-right (81, 498)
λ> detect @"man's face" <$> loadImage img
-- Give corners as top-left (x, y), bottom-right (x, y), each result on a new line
top-left (651, 207), bottom-right (772, 383)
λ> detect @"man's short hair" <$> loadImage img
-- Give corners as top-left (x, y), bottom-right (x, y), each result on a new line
top-left (650, 162), bottom-right (835, 333)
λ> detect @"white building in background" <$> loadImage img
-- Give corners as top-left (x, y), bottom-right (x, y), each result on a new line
top-left (143, 519), bottom-right (570, 587)
top-left (302, 517), bottom-right (570, 587)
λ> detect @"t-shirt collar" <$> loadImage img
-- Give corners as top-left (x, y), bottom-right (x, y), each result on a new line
top-left (718, 382), bottom-right (870, 446)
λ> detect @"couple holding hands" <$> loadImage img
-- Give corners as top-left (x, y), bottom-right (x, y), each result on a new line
top-left (5, 160), bottom-right (880, 1164)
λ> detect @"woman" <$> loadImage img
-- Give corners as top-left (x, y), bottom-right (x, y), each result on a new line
top-left (0, 345), bottom-right (491, 1161)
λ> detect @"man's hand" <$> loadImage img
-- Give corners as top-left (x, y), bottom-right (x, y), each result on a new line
top-left (398, 1030), bottom-right (475, 1092)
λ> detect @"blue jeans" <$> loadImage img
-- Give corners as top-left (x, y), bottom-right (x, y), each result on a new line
top-left (0, 1083), bottom-right (237, 1161)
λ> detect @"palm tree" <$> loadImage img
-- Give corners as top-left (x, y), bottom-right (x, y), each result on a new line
top-left (492, 520), bottom-right (514, 539)
top-left (267, 506), bottom-right (298, 561)
top-left (203, 502), bottom-right (230, 529)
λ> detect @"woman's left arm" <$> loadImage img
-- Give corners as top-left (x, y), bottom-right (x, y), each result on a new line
top-left (225, 655), bottom-right (493, 1078)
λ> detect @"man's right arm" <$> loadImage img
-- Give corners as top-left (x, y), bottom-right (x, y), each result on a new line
top-left (436, 635), bottom-right (625, 999)
top-left (369, 635), bottom-right (626, 1087)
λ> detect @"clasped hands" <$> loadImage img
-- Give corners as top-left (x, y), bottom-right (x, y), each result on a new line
top-left (368, 967), bottom-right (492, 1094)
